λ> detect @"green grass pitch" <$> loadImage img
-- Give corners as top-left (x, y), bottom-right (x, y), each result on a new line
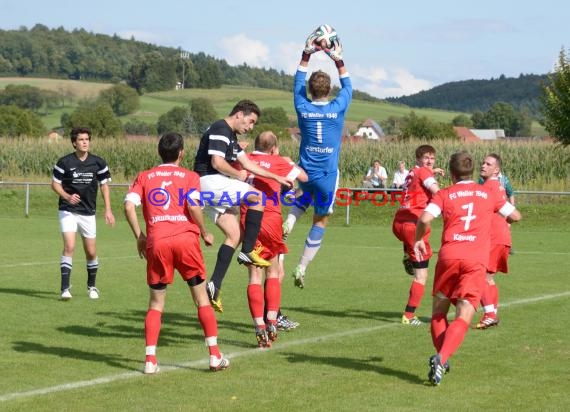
top-left (0, 191), bottom-right (569, 411)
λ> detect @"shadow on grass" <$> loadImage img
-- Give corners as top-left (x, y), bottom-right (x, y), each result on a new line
top-left (12, 341), bottom-right (139, 370)
top-left (96, 310), bottom-right (276, 350)
top-left (0, 287), bottom-right (54, 300)
top-left (56, 309), bottom-right (258, 349)
top-left (57, 313), bottom-right (202, 347)
top-left (96, 310), bottom-right (197, 327)
top-left (288, 306), bottom-right (406, 323)
top-left (281, 352), bottom-right (424, 384)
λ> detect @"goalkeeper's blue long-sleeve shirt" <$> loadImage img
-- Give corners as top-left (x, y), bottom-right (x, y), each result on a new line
top-left (293, 66), bottom-right (352, 179)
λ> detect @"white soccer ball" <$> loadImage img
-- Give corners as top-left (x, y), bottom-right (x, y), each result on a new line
top-left (315, 24), bottom-right (337, 49)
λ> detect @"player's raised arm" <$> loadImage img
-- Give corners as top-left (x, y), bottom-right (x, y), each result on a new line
top-left (324, 37), bottom-right (346, 74)
top-left (299, 26), bottom-right (323, 67)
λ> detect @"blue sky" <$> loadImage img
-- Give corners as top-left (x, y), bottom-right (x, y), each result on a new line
top-left (1, 0), bottom-right (567, 98)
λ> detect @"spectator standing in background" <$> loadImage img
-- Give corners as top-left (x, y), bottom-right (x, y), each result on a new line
top-left (392, 160), bottom-right (409, 189)
top-left (363, 160), bottom-right (388, 188)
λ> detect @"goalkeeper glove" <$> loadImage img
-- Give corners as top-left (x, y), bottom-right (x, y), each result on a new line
top-left (325, 38), bottom-right (343, 61)
top-left (303, 29), bottom-right (322, 55)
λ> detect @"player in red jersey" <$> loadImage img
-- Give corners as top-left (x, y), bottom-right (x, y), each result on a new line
top-left (392, 145), bottom-right (443, 325)
top-left (476, 154), bottom-right (513, 329)
top-left (414, 151), bottom-right (521, 385)
top-left (239, 131), bottom-right (307, 347)
top-left (124, 132), bottom-right (229, 374)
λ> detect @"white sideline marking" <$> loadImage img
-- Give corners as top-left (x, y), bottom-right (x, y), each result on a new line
top-left (499, 291), bottom-right (570, 307)
top-left (0, 255), bottom-right (139, 269)
top-left (509, 251), bottom-right (570, 255)
top-left (1, 290), bottom-right (569, 403)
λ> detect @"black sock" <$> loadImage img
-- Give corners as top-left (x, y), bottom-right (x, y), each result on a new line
top-left (61, 272), bottom-right (71, 291)
top-left (60, 258), bottom-right (72, 291)
top-left (405, 305), bottom-right (417, 314)
top-left (210, 244), bottom-right (235, 290)
top-left (241, 209), bottom-right (263, 253)
top-left (87, 261), bottom-right (98, 288)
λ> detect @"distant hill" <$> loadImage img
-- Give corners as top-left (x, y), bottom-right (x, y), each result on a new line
top-left (0, 25), bottom-right (547, 119)
top-left (386, 74), bottom-right (547, 115)
top-left (0, 24), bottom-right (380, 102)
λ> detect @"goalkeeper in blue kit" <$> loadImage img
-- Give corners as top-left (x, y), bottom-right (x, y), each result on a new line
top-left (282, 26), bottom-right (353, 288)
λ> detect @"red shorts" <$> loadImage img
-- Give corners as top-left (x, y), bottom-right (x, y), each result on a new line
top-left (433, 259), bottom-right (487, 309)
top-left (487, 244), bottom-right (510, 274)
top-left (257, 212), bottom-right (288, 260)
top-left (392, 220), bottom-right (432, 262)
top-left (241, 211), bottom-right (288, 260)
top-left (146, 231), bottom-right (206, 285)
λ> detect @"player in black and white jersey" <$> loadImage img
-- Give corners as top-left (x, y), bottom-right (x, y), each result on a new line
top-left (194, 100), bottom-right (292, 312)
top-left (51, 127), bottom-right (115, 300)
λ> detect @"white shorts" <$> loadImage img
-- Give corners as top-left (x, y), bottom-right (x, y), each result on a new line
top-left (59, 211), bottom-right (96, 238)
top-left (199, 174), bottom-right (253, 223)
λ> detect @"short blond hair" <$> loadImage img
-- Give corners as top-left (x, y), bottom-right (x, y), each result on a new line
top-left (308, 70), bottom-right (331, 99)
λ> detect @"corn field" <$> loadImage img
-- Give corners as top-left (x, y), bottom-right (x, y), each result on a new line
top-left (1, 137), bottom-right (569, 191)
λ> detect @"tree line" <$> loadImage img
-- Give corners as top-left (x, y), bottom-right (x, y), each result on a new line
top-left (386, 74), bottom-right (548, 116)
top-left (0, 83), bottom-right (536, 140)
top-left (0, 25), bottom-right (293, 94)
top-left (0, 82), bottom-right (292, 140)
top-left (0, 25), bottom-right (568, 145)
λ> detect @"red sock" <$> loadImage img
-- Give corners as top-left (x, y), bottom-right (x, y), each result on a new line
top-left (198, 305), bottom-right (220, 358)
top-left (264, 278), bottom-right (281, 322)
top-left (247, 284), bottom-right (264, 321)
top-left (404, 281), bottom-right (425, 318)
top-left (145, 309), bottom-right (162, 363)
top-left (439, 318), bottom-right (469, 364)
top-left (430, 313), bottom-right (448, 352)
top-left (145, 309), bottom-right (162, 347)
top-left (480, 282), bottom-right (492, 308)
top-left (481, 283), bottom-right (498, 317)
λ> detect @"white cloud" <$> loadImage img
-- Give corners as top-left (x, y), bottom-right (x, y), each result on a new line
top-left (217, 35), bottom-right (433, 99)
top-left (352, 65), bottom-right (432, 98)
top-left (272, 42), bottom-right (434, 99)
top-left (274, 41), bottom-right (303, 75)
top-left (273, 42), bottom-right (346, 88)
top-left (218, 33), bottom-right (270, 67)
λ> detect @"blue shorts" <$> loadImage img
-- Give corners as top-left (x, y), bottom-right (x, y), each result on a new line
top-left (297, 172), bottom-right (339, 216)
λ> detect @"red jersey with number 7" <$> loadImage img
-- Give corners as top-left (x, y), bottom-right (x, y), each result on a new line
top-left (424, 181), bottom-right (515, 265)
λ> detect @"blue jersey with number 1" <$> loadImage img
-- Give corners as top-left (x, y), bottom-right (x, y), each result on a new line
top-left (294, 66), bottom-right (352, 179)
